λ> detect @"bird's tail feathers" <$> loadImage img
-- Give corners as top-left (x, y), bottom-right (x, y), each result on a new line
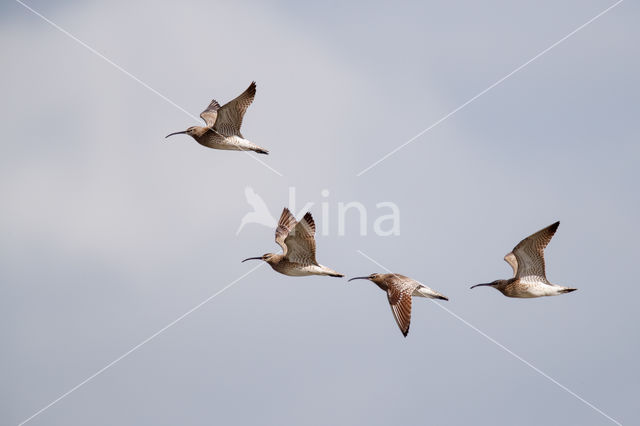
top-left (319, 265), bottom-right (344, 278)
top-left (235, 137), bottom-right (269, 155)
top-left (253, 147), bottom-right (269, 155)
top-left (414, 286), bottom-right (448, 300)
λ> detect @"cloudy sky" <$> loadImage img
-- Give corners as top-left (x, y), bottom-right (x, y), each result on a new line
top-left (1, 0), bottom-right (638, 425)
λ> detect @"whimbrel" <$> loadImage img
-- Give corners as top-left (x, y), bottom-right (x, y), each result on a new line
top-left (471, 221), bottom-right (577, 298)
top-left (242, 208), bottom-right (344, 277)
top-left (166, 81), bottom-right (268, 154)
top-left (348, 273), bottom-right (448, 337)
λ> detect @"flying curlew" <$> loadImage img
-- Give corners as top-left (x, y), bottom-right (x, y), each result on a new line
top-left (242, 208), bottom-right (344, 277)
top-left (471, 221), bottom-right (577, 298)
top-left (166, 81), bottom-right (269, 154)
top-left (348, 273), bottom-right (448, 337)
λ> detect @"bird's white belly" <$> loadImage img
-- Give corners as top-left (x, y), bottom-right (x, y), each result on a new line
top-left (280, 264), bottom-right (326, 277)
top-left (519, 283), bottom-right (563, 297)
top-left (206, 138), bottom-right (244, 151)
top-left (284, 269), bottom-right (314, 277)
top-left (200, 134), bottom-right (249, 151)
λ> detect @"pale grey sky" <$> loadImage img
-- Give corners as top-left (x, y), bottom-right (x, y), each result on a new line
top-left (1, 1), bottom-right (638, 425)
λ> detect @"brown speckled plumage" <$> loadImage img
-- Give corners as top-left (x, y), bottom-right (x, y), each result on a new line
top-left (471, 222), bottom-right (577, 298)
top-left (349, 273), bottom-right (447, 337)
top-left (166, 82), bottom-right (269, 154)
top-left (242, 208), bottom-right (343, 277)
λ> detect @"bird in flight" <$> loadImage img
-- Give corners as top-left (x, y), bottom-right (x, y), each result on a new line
top-left (166, 81), bottom-right (269, 154)
top-left (471, 221), bottom-right (577, 298)
top-left (348, 273), bottom-right (448, 337)
top-left (242, 208), bottom-right (343, 277)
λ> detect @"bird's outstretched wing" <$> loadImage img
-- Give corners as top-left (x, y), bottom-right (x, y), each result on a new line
top-left (283, 212), bottom-right (317, 265)
top-left (200, 99), bottom-right (221, 127)
top-left (275, 208), bottom-right (297, 256)
top-left (213, 81), bottom-right (256, 137)
top-left (512, 221), bottom-right (560, 284)
top-left (504, 252), bottom-right (518, 277)
top-left (386, 281), bottom-right (414, 337)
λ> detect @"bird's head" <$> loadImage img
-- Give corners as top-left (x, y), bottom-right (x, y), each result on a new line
top-left (165, 126), bottom-right (200, 139)
top-left (348, 273), bottom-right (383, 284)
top-left (470, 279), bottom-right (505, 290)
top-left (242, 253), bottom-right (277, 265)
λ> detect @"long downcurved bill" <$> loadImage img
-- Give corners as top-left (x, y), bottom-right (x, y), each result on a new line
top-left (242, 257), bottom-right (262, 263)
top-left (348, 276), bottom-right (369, 282)
top-left (470, 283), bottom-right (493, 289)
top-left (165, 130), bottom-right (187, 138)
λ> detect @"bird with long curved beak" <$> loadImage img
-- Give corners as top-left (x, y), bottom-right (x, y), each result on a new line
top-left (242, 207), bottom-right (343, 277)
top-left (471, 221), bottom-right (577, 298)
top-left (349, 273), bottom-right (447, 337)
top-left (166, 81), bottom-right (269, 155)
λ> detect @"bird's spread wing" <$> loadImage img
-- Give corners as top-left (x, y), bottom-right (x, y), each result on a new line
top-left (200, 99), bottom-right (221, 127)
top-left (283, 212), bottom-right (317, 265)
top-left (512, 221), bottom-right (560, 284)
top-left (275, 208), bottom-right (297, 256)
top-left (386, 282), bottom-right (414, 337)
top-left (504, 252), bottom-right (518, 277)
top-left (213, 81), bottom-right (256, 137)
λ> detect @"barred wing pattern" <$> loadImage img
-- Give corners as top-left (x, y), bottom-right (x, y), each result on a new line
top-left (512, 221), bottom-right (560, 284)
top-left (386, 276), bottom-right (418, 337)
top-left (200, 99), bottom-right (221, 127)
top-left (504, 252), bottom-right (518, 277)
top-left (275, 208), bottom-right (297, 256)
top-left (284, 212), bottom-right (317, 265)
top-left (213, 81), bottom-right (257, 137)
